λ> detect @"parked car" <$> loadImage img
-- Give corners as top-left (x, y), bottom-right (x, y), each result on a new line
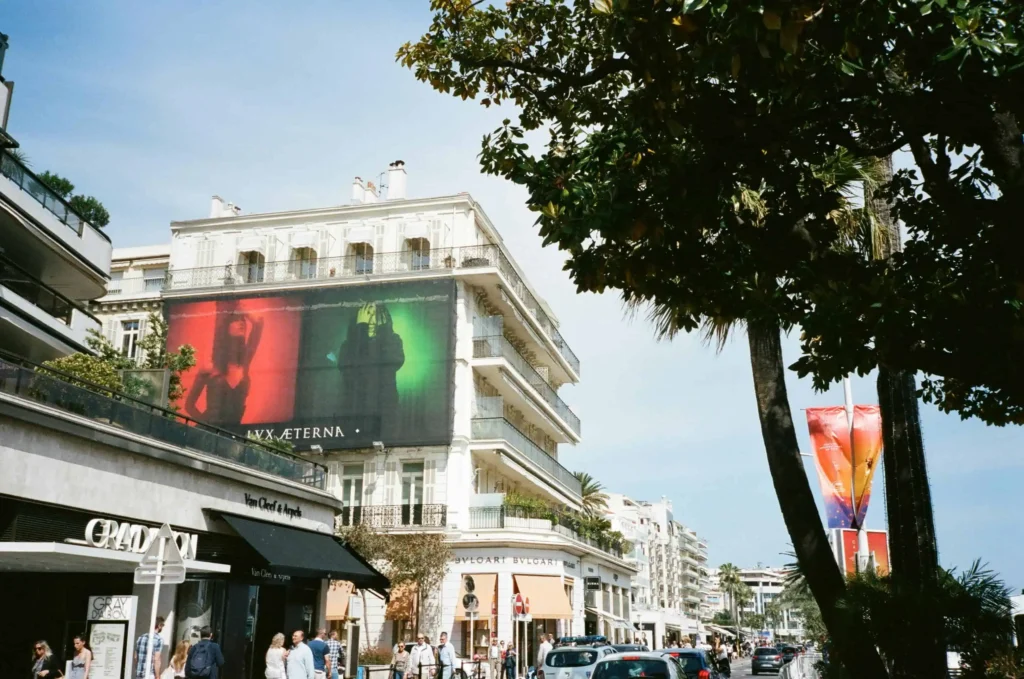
top-left (751, 648), bottom-right (784, 675)
top-left (593, 652), bottom-right (688, 679)
top-left (539, 646), bottom-right (617, 679)
top-left (612, 645), bottom-right (650, 653)
top-left (654, 649), bottom-right (719, 679)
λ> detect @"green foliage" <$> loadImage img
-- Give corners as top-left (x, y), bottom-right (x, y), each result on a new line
top-left (359, 647), bottom-right (396, 666)
top-left (400, 0), bottom-right (1024, 425)
top-left (712, 611), bottom-right (735, 626)
top-left (69, 194), bottom-right (110, 227)
top-left (338, 521), bottom-right (452, 599)
top-left (745, 613), bottom-right (765, 630)
top-left (137, 312), bottom-right (196, 408)
top-left (573, 470), bottom-right (609, 516)
top-left (41, 353), bottom-right (123, 394)
top-left (247, 433), bottom-right (296, 454)
top-left (38, 171), bottom-right (74, 198)
top-left (502, 490), bottom-right (631, 554)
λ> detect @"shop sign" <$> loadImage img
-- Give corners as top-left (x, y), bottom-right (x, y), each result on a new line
top-left (453, 553), bottom-right (577, 570)
top-left (88, 596), bottom-right (135, 621)
top-left (584, 577), bottom-right (601, 591)
top-left (244, 493), bottom-right (303, 519)
top-left (72, 519), bottom-right (198, 560)
top-left (250, 567), bottom-right (293, 583)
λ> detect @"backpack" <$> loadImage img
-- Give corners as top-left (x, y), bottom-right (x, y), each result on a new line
top-left (187, 641), bottom-right (216, 678)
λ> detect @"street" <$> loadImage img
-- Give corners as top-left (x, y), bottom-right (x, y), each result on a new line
top-left (730, 658), bottom-right (758, 677)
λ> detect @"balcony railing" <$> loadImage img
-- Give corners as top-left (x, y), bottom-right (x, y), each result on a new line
top-left (472, 336), bottom-right (581, 437)
top-left (0, 253), bottom-right (98, 327)
top-left (338, 504), bottom-right (447, 529)
top-left (470, 417), bottom-right (581, 497)
top-left (105, 277), bottom-right (165, 297)
top-left (469, 506), bottom-right (625, 559)
top-left (0, 354), bottom-right (326, 489)
top-left (0, 150), bottom-right (110, 243)
top-left (165, 244), bottom-right (580, 377)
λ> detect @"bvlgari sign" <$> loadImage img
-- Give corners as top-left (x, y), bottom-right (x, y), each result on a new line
top-left (68, 519), bottom-right (199, 561)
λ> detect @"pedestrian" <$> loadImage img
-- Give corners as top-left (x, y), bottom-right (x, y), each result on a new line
top-left (167, 641), bottom-right (190, 679)
top-left (535, 635), bottom-right (552, 672)
top-left (309, 629), bottom-right (330, 679)
top-left (134, 616), bottom-right (166, 679)
top-left (437, 632), bottom-right (456, 679)
top-left (69, 634), bottom-right (93, 679)
top-left (185, 626), bottom-right (225, 679)
top-left (286, 631), bottom-right (315, 679)
top-left (326, 631), bottom-right (344, 679)
top-left (392, 643), bottom-right (410, 679)
top-left (266, 634), bottom-right (287, 679)
top-left (409, 633), bottom-right (433, 679)
top-left (488, 640), bottom-right (500, 679)
top-left (32, 641), bottom-right (63, 679)
top-left (502, 645), bottom-right (517, 679)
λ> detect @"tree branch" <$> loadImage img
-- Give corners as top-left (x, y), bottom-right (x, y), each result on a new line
top-left (458, 55), bottom-right (632, 89)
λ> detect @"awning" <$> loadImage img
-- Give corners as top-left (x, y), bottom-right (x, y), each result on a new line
top-left (455, 573), bottom-right (496, 621)
top-left (705, 624), bottom-right (736, 639)
top-left (217, 512), bottom-right (389, 590)
top-left (386, 583), bottom-right (417, 620)
top-left (347, 226), bottom-right (375, 246)
top-left (326, 581), bottom-right (354, 621)
top-left (514, 575), bottom-right (573, 619)
top-left (403, 223), bottom-right (429, 241)
top-left (290, 231), bottom-right (318, 250)
top-left (237, 236), bottom-right (266, 254)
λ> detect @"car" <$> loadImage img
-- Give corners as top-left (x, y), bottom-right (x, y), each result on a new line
top-left (751, 647), bottom-right (784, 675)
top-left (539, 645), bottom-right (618, 679)
top-left (592, 652), bottom-right (690, 679)
top-left (780, 647), bottom-right (800, 664)
top-left (612, 645), bottom-right (650, 653)
top-left (654, 649), bottom-right (719, 679)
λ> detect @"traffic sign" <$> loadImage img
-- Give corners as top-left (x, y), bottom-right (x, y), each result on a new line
top-left (513, 593), bottom-right (525, 615)
top-left (134, 523), bottom-right (186, 585)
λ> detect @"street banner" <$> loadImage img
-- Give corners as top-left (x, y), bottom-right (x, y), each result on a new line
top-left (806, 405), bottom-right (884, 528)
top-left (838, 529), bottom-right (891, 576)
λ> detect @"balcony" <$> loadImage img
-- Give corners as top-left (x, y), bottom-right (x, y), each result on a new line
top-left (338, 503), bottom-right (447, 529)
top-left (0, 150), bottom-right (111, 296)
top-left (104, 276), bottom-right (165, 298)
top-left (468, 506), bottom-right (626, 560)
top-left (472, 335), bottom-right (580, 440)
top-left (164, 245), bottom-right (580, 381)
top-left (470, 417), bottom-right (581, 499)
top-left (0, 354), bottom-right (326, 489)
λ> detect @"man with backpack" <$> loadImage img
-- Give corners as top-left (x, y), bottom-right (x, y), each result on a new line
top-left (186, 627), bottom-right (225, 679)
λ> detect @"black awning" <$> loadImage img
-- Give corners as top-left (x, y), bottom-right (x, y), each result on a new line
top-left (217, 513), bottom-right (389, 590)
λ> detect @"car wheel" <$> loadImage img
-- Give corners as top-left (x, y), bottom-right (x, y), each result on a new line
top-left (455, 670), bottom-right (468, 679)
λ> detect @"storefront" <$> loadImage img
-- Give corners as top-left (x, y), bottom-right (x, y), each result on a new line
top-left (581, 560), bottom-right (636, 644)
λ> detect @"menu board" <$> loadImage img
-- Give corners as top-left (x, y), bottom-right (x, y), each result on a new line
top-left (89, 623), bottom-right (127, 679)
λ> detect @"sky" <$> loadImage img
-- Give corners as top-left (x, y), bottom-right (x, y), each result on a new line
top-left (3, 1), bottom-right (1021, 589)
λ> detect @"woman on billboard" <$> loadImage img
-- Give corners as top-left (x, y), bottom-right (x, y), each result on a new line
top-left (334, 302), bottom-right (404, 435)
top-left (185, 301), bottom-right (264, 425)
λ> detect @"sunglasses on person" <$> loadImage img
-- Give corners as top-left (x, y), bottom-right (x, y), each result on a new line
top-left (35, 646), bottom-right (44, 652)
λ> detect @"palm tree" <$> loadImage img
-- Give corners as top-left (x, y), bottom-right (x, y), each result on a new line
top-left (573, 471), bottom-right (608, 517)
top-left (635, 153), bottom-right (891, 678)
top-left (717, 564), bottom-right (744, 639)
top-left (764, 601), bottom-right (783, 641)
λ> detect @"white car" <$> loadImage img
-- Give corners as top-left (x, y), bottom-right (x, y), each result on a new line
top-left (591, 652), bottom-right (688, 679)
top-left (539, 646), bottom-right (618, 679)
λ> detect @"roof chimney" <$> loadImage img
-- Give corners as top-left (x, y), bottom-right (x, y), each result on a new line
top-left (387, 160), bottom-right (407, 200)
top-left (364, 180), bottom-right (378, 204)
top-left (351, 177), bottom-right (365, 204)
top-left (210, 195), bottom-right (226, 218)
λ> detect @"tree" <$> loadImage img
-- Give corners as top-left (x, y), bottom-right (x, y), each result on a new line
top-left (137, 312), bottom-right (197, 408)
top-left (573, 470), bottom-right (609, 516)
top-left (712, 611), bottom-right (735, 627)
top-left (38, 169), bottom-right (111, 227)
top-left (42, 352), bottom-right (124, 394)
top-left (717, 564), bottom-right (745, 637)
top-left (37, 171), bottom-right (74, 198)
top-left (745, 613), bottom-right (766, 631)
top-left (764, 601), bottom-right (783, 640)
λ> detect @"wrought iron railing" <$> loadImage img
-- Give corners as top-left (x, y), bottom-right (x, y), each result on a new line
top-left (0, 150), bottom-right (111, 243)
top-left (470, 417), bottom-right (581, 496)
top-left (0, 252), bottom-right (98, 327)
top-left (165, 244), bottom-right (580, 376)
top-left (0, 353), bottom-right (326, 489)
top-left (468, 506), bottom-right (625, 559)
top-left (472, 335), bottom-right (581, 436)
top-left (338, 503), bottom-right (447, 529)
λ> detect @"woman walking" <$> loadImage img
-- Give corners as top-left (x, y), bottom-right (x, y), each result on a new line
top-left (166, 641), bottom-right (190, 679)
top-left (266, 634), bottom-right (287, 679)
top-left (392, 643), bottom-right (410, 679)
top-left (68, 636), bottom-right (92, 679)
top-left (31, 641), bottom-right (63, 679)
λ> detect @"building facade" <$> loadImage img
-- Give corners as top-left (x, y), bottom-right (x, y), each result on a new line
top-left (150, 164), bottom-right (634, 667)
top-left (91, 244), bottom-right (170, 362)
top-left (735, 566), bottom-right (805, 640)
top-left (606, 494), bottom-right (709, 648)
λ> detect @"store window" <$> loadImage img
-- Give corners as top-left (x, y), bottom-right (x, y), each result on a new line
top-left (175, 580), bottom-right (228, 644)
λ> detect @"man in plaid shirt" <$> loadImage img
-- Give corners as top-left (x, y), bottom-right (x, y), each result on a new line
top-left (133, 616), bottom-right (165, 679)
top-left (326, 630), bottom-right (345, 679)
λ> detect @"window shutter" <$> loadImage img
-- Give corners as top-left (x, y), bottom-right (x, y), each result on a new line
top-left (384, 460), bottom-right (398, 505)
top-left (363, 461), bottom-right (375, 504)
top-left (424, 459), bottom-right (437, 504)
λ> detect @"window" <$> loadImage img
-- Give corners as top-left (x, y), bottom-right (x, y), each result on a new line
top-left (340, 464), bottom-right (364, 526)
top-left (143, 267), bottom-right (166, 292)
top-left (109, 271), bottom-right (124, 294)
top-left (406, 237), bottom-right (430, 270)
top-left (239, 250), bottom-right (265, 283)
top-left (121, 320), bottom-right (142, 360)
top-left (291, 247), bottom-right (317, 279)
top-left (351, 243), bottom-right (373, 274)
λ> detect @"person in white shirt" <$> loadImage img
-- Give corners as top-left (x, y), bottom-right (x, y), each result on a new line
top-left (409, 633), bottom-right (434, 678)
top-left (535, 635), bottom-right (553, 671)
top-left (286, 631), bottom-right (315, 679)
top-left (488, 641), bottom-right (500, 679)
top-left (266, 634), bottom-right (287, 679)
top-left (437, 633), bottom-right (456, 679)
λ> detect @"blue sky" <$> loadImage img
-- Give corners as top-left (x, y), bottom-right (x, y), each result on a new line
top-left (4, 2), bottom-right (1021, 589)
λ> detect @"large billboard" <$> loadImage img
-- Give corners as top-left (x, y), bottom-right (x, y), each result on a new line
top-left (165, 280), bottom-right (456, 450)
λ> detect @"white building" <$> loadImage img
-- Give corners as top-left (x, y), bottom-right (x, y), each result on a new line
top-left (606, 494), bottom-right (709, 647)
top-left (736, 565), bottom-right (805, 640)
top-left (146, 162), bottom-right (634, 666)
top-left (91, 244), bottom-right (170, 361)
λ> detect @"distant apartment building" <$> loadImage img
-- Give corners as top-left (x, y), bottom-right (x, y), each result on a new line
top-left (122, 163), bottom-right (636, 670)
top-left (736, 565), bottom-right (805, 639)
top-left (90, 244), bottom-right (170, 361)
top-left (606, 494), bottom-right (710, 647)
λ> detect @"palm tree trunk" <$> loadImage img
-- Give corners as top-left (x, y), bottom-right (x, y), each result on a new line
top-left (747, 322), bottom-right (888, 678)
top-left (868, 156), bottom-right (945, 679)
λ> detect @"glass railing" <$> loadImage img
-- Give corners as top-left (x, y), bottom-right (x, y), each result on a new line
top-left (468, 506), bottom-right (625, 558)
top-left (472, 335), bottom-right (581, 436)
top-left (470, 417), bottom-right (581, 496)
top-left (0, 252), bottom-right (97, 327)
top-left (0, 354), bottom-right (326, 489)
top-left (166, 244), bottom-right (580, 376)
top-left (0, 150), bottom-right (111, 243)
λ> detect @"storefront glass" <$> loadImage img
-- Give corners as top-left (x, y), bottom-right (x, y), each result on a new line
top-left (176, 580), bottom-right (228, 644)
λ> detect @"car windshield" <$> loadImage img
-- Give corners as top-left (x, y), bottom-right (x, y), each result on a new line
top-left (547, 650), bottom-right (599, 667)
top-left (593, 660), bottom-right (672, 679)
top-left (755, 649), bottom-right (778, 656)
top-left (614, 646), bottom-right (647, 652)
top-left (664, 655), bottom-right (704, 673)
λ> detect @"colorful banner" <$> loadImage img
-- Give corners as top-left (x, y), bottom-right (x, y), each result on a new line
top-left (806, 405), bottom-right (883, 529)
top-left (838, 529), bottom-right (891, 576)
